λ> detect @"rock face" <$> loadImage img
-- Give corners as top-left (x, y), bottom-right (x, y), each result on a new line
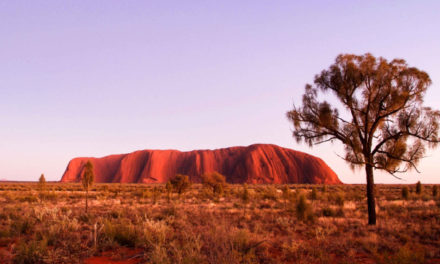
top-left (60, 144), bottom-right (342, 184)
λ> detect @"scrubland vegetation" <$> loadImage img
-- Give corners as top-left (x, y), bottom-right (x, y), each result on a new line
top-left (0, 182), bottom-right (439, 263)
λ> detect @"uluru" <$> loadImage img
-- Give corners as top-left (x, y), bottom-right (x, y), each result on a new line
top-left (60, 144), bottom-right (342, 184)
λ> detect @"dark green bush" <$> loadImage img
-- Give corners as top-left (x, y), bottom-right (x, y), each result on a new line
top-left (261, 186), bottom-right (278, 201)
top-left (241, 184), bottom-right (250, 205)
top-left (201, 172), bottom-right (227, 196)
top-left (402, 186), bottom-right (409, 200)
top-left (416, 181), bottom-right (422, 195)
top-left (322, 207), bottom-right (335, 217)
top-left (168, 174), bottom-right (191, 197)
top-left (310, 188), bottom-right (318, 200)
top-left (296, 194), bottom-right (308, 221)
top-left (13, 240), bottom-right (47, 264)
top-left (103, 220), bottom-right (138, 247)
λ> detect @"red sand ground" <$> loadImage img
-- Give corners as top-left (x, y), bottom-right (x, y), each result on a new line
top-left (84, 256), bottom-right (140, 264)
top-left (84, 248), bottom-right (142, 264)
top-left (0, 247), bottom-right (12, 263)
top-left (61, 144), bottom-right (342, 184)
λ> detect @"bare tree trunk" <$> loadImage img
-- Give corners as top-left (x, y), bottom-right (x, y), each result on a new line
top-left (365, 164), bottom-right (376, 225)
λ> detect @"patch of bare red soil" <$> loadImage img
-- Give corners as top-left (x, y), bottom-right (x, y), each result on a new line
top-left (0, 246), bottom-right (13, 263)
top-left (84, 248), bottom-right (143, 264)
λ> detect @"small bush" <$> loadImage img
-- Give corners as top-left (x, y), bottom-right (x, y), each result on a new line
top-left (382, 243), bottom-right (425, 264)
top-left (402, 186), bottom-right (409, 200)
top-left (13, 240), bottom-right (47, 264)
top-left (201, 172), bottom-right (227, 196)
top-left (241, 184), bottom-right (250, 205)
top-left (322, 207), bottom-right (334, 217)
top-left (168, 174), bottom-right (191, 197)
top-left (415, 181), bottom-right (422, 195)
top-left (103, 220), bottom-right (138, 247)
top-left (310, 188), bottom-right (318, 200)
top-left (335, 192), bottom-right (345, 206)
top-left (296, 194), bottom-right (309, 221)
top-left (261, 186), bottom-right (278, 201)
top-left (282, 185), bottom-right (290, 200)
top-left (12, 219), bottom-right (34, 235)
top-left (17, 194), bottom-right (38, 203)
top-left (152, 186), bottom-right (160, 204)
top-left (432, 185), bottom-right (438, 197)
top-left (328, 191), bottom-right (345, 206)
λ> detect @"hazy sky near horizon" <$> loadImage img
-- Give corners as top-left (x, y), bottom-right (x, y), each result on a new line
top-left (1, 1), bottom-right (439, 183)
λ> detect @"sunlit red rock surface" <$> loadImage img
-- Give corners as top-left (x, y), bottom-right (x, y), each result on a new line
top-left (60, 144), bottom-right (342, 184)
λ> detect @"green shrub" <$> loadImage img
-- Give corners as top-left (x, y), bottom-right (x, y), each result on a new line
top-left (152, 186), bottom-right (160, 204)
top-left (17, 194), bottom-right (38, 203)
top-left (402, 186), bottom-right (409, 200)
top-left (241, 184), bottom-right (250, 205)
top-left (282, 185), bottom-right (290, 208)
top-left (103, 220), bottom-right (138, 247)
top-left (41, 191), bottom-right (58, 201)
top-left (282, 185), bottom-right (290, 200)
top-left (321, 206), bottom-right (344, 217)
top-left (415, 181), bottom-right (422, 195)
top-left (382, 243), bottom-right (425, 264)
top-left (310, 188), bottom-right (318, 200)
top-left (261, 186), bottom-right (278, 201)
top-left (12, 219), bottom-right (34, 235)
top-left (335, 192), bottom-right (345, 206)
top-left (328, 191), bottom-right (345, 206)
top-left (322, 207), bottom-right (335, 217)
top-left (168, 174), bottom-right (191, 198)
top-left (13, 240), bottom-right (47, 264)
top-left (296, 194), bottom-right (310, 221)
top-left (0, 228), bottom-right (9, 238)
top-left (201, 172), bottom-right (227, 196)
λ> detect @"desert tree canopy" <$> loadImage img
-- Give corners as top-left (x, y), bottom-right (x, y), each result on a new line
top-left (82, 160), bottom-right (94, 190)
top-left (287, 53), bottom-right (440, 224)
top-left (82, 160), bottom-right (94, 212)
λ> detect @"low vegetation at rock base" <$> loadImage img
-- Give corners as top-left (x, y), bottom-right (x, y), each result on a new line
top-left (0, 182), bottom-right (439, 263)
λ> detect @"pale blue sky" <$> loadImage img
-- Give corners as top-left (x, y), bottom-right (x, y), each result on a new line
top-left (1, 1), bottom-right (439, 183)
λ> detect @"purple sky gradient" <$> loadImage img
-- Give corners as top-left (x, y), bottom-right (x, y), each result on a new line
top-left (1, 1), bottom-right (439, 183)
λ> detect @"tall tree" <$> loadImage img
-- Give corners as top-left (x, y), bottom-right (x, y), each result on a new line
top-left (287, 53), bottom-right (439, 225)
top-left (82, 160), bottom-right (95, 213)
top-left (38, 173), bottom-right (46, 202)
top-left (38, 173), bottom-right (46, 192)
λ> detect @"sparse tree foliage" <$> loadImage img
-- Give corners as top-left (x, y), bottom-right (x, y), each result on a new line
top-left (82, 160), bottom-right (95, 213)
top-left (201, 171), bottom-right (227, 196)
top-left (168, 174), bottom-right (191, 198)
top-left (287, 53), bottom-right (440, 225)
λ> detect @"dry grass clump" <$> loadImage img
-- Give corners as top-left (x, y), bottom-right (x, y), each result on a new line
top-left (0, 182), bottom-right (439, 263)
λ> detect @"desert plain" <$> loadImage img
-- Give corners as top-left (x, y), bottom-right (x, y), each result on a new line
top-left (0, 182), bottom-right (439, 263)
